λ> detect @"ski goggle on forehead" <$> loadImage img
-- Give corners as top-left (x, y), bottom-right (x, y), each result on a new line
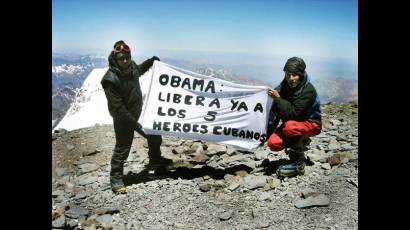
top-left (113, 44), bottom-right (131, 53)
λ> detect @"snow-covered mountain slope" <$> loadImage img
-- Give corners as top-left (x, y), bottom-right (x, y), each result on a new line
top-left (52, 55), bottom-right (108, 125)
top-left (53, 67), bottom-right (152, 132)
top-left (53, 68), bottom-right (111, 131)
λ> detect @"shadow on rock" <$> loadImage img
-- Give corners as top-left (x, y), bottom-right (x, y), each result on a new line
top-left (123, 164), bottom-right (253, 186)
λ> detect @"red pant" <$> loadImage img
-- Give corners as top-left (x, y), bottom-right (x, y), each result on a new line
top-left (267, 120), bottom-right (320, 151)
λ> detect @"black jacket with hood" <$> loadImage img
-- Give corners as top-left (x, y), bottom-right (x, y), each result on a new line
top-left (267, 73), bottom-right (322, 136)
top-left (101, 53), bottom-right (156, 128)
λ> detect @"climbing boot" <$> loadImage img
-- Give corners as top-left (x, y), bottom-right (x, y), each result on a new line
top-left (110, 177), bottom-right (127, 194)
top-left (276, 148), bottom-right (306, 178)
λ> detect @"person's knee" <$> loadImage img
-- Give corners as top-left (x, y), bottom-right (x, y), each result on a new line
top-left (267, 134), bottom-right (284, 151)
top-left (283, 121), bottom-right (302, 137)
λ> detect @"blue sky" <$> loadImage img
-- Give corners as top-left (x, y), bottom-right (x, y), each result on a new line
top-left (52, 0), bottom-right (357, 61)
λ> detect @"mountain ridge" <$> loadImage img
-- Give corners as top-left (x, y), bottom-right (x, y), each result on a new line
top-left (52, 55), bottom-right (358, 129)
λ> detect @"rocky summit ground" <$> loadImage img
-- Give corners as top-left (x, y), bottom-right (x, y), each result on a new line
top-left (52, 101), bottom-right (358, 230)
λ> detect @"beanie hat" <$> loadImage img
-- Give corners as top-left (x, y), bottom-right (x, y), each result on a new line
top-left (283, 57), bottom-right (306, 77)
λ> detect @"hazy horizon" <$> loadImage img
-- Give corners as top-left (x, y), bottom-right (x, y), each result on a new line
top-left (53, 49), bottom-right (357, 88)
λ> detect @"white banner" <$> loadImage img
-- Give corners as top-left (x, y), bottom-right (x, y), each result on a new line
top-left (138, 61), bottom-right (273, 150)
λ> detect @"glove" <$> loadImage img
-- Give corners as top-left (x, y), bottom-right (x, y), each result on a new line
top-left (152, 56), bottom-right (160, 61)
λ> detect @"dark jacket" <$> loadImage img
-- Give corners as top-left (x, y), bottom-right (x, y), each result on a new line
top-left (267, 73), bottom-right (321, 136)
top-left (101, 53), bottom-right (156, 128)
